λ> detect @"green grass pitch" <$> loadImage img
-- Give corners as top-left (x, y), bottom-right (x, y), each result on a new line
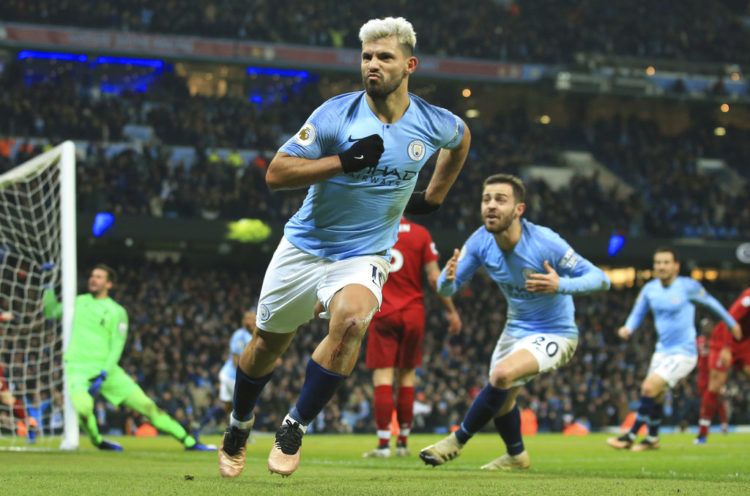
top-left (1, 433), bottom-right (748, 495)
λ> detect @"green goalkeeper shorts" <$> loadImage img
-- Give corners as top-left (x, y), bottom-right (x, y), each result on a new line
top-left (66, 365), bottom-right (138, 406)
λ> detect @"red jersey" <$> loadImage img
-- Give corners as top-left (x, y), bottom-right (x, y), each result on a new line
top-left (379, 218), bottom-right (439, 316)
top-left (712, 288), bottom-right (750, 345)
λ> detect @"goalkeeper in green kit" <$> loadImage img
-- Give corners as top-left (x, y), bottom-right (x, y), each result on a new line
top-left (43, 264), bottom-right (215, 452)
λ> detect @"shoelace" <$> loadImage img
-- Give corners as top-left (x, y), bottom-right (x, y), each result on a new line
top-left (275, 419), bottom-right (303, 455)
top-left (223, 427), bottom-right (249, 456)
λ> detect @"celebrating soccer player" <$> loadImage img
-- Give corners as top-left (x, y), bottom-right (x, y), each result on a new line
top-left (218, 17), bottom-right (470, 478)
top-left (419, 174), bottom-right (610, 470)
top-left (607, 249), bottom-right (739, 451)
top-left (44, 264), bottom-right (215, 451)
top-left (362, 217), bottom-right (461, 458)
top-left (695, 287), bottom-right (749, 444)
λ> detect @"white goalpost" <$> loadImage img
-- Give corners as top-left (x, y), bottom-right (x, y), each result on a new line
top-left (0, 141), bottom-right (78, 450)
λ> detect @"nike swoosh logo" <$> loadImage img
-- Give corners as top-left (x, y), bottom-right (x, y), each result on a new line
top-left (348, 135), bottom-right (366, 142)
top-left (354, 155), bottom-right (364, 160)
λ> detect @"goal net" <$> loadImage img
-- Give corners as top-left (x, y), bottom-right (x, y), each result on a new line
top-left (0, 141), bottom-right (78, 450)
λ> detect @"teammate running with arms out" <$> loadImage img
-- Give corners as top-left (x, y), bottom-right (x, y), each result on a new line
top-left (218, 16), bottom-right (470, 478)
top-left (362, 217), bottom-right (462, 458)
top-left (419, 174), bottom-right (610, 471)
top-left (44, 264), bottom-right (215, 451)
top-left (195, 309), bottom-right (256, 435)
top-left (607, 249), bottom-right (739, 452)
top-left (695, 287), bottom-right (749, 444)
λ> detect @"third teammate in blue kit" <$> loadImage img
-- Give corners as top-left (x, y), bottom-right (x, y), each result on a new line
top-left (607, 247), bottom-right (739, 452)
top-left (419, 173), bottom-right (610, 470)
top-left (218, 16), bottom-right (471, 478)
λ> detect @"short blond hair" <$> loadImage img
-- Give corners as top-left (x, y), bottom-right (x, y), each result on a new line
top-left (359, 17), bottom-right (417, 54)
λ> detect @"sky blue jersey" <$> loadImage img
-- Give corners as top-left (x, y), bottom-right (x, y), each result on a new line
top-left (279, 91), bottom-right (464, 261)
top-left (220, 327), bottom-right (253, 380)
top-left (438, 220), bottom-right (611, 339)
top-left (624, 276), bottom-right (737, 356)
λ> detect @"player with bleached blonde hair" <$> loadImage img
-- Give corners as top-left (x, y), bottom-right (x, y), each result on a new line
top-left (218, 16), bottom-right (471, 478)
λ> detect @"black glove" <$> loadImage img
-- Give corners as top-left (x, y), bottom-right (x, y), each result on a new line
top-left (405, 190), bottom-right (440, 215)
top-left (338, 134), bottom-right (384, 173)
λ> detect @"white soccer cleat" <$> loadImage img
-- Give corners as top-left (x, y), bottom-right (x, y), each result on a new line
top-left (395, 445), bottom-right (410, 457)
top-left (363, 447), bottom-right (391, 458)
top-left (480, 450), bottom-right (531, 471)
top-left (419, 433), bottom-right (463, 466)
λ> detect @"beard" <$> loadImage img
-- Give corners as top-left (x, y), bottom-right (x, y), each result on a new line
top-left (484, 212), bottom-right (515, 233)
top-left (363, 70), bottom-right (406, 98)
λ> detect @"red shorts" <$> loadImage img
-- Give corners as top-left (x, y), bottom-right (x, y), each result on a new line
top-left (709, 326), bottom-right (750, 372)
top-left (365, 304), bottom-right (425, 370)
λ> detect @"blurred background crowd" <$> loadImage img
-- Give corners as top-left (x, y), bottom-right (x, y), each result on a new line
top-left (1, 0), bottom-right (749, 439)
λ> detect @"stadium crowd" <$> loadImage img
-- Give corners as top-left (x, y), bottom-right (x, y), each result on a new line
top-left (59, 262), bottom-right (749, 437)
top-left (1, 59), bottom-right (748, 239)
top-left (2, 5), bottom-right (750, 440)
top-left (3, 0), bottom-right (750, 64)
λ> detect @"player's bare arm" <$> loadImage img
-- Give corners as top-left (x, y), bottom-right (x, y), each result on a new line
top-left (267, 134), bottom-right (384, 191)
top-left (423, 125), bottom-right (471, 205)
top-left (617, 326), bottom-right (632, 340)
top-left (525, 261), bottom-right (560, 294)
top-left (265, 152), bottom-right (347, 191)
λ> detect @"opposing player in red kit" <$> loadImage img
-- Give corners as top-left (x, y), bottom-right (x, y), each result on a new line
top-left (0, 363), bottom-right (36, 442)
top-left (363, 217), bottom-right (462, 458)
top-left (695, 321), bottom-right (728, 436)
top-left (696, 287), bottom-right (749, 444)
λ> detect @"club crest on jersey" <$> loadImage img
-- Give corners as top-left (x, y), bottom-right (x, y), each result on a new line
top-left (294, 124), bottom-right (316, 146)
top-left (259, 303), bottom-right (271, 322)
top-left (522, 268), bottom-right (535, 280)
top-left (407, 139), bottom-right (426, 161)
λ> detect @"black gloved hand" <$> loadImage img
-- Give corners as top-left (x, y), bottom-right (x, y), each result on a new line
top-left (404, 190), bottom-right (440, 215)
top-left (338, 134), bottom-right (384, 173)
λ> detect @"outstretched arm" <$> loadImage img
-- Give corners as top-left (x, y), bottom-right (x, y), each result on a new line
top-left (622, 287), bottom-right (650, 336)
top-left (437, 244), bottom-right (480, 297)
top-left (689, 284), bottom-right (738, 331)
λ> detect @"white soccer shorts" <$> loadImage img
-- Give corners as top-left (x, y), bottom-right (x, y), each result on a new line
top-left (256, 237), bottom-right (390, 333)
top-left (647, 352), bottom-right (697, 388)
top-left (219, 371), bottom-right (235, 403)
top-left (489, 332), bottom-right (578, 387)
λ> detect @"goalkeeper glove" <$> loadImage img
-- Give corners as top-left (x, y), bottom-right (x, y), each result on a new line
top-left (88, 370), bottom-right (107, 397)
top-left (404, 190), bottom-right (440, 215)
top-left (338, 134), bottom-right (384, 173)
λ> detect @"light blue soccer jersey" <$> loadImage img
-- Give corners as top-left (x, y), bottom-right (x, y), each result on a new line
top-left (438, 220), bottom-right (610, 339)
top-left (220, 328), bottom-right (253, 380)
top-left (279, 91), bottom-right (464, 261)
top-left (624, 276), bottom-right (737, 356)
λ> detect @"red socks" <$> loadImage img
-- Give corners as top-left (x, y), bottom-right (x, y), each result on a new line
top-left (396, 386), bottom-right (414, 445)
top-left (374, 385), bottom-right (394, 431)
top-left (699, 390), bottom-right (719, 437)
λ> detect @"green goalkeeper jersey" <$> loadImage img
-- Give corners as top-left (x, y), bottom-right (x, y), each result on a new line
top-left (44, 291), bottom-right (129, 373)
